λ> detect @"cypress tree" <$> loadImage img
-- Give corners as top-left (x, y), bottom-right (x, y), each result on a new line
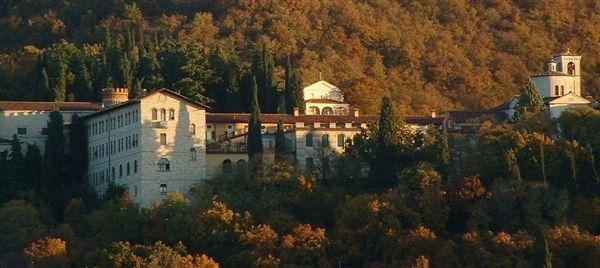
top-left (251, 40), bottom-right (277, 113)
top-left (372, 96), bottom-right (401, 189)
top-left (71, 59), bottom-right (93, 101)
top-left (67, 114), bottom-right (88, 190)
top-left (275, 120), bottom-right (286, 162)
top-left (9, 134), bottom-right (25, 193)
top-left (43, 110), bottom-right (66, 214)
top-left (441, 124), bottom-right (451, 177)
top-left (247, 76), bottom-right (263, 161)
top-left (51, 56), bottom-right (68, 102)
top-left (284, 55), bottom-right (304, 114)
top-left (505, 149), bottom-right (521, 181)
top-left (24, 144), bottom-right (42, 193)
top-left (512, 80), bottom-right (546, 121)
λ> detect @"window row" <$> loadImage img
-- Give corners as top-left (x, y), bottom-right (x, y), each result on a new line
top-left (304, 122), bottom-right (362, 129)
top-left (90, 160), bottom-right (139, 186)
top-left (305, 133), bottom-right (347, 147)
top-left (89, 109), bottom-right (140, 137)
top-left (151, 108), bottom-right (176, 121)
top-left (89, 134), bottom-right (139, 160)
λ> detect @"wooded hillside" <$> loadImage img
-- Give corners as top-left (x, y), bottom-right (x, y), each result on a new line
top-left (2, 0), bottom-right (600, 114)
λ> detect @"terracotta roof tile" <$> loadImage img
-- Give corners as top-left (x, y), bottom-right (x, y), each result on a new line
top-left (207, 113), bottom-right (446, 126)
top-left (305, 99), bottom-right (347, 104)
top-left (0, 101), bottom-right (102, 111)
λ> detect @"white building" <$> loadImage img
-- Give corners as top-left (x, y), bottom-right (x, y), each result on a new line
top-left (0, 101), bottom-right (101, 156)
top-left (303, 80), bottom-right (351, 115)
top-left (84, 88), bottom-right (208, 207)
top-left (504, 50), bottom-right (591, 119)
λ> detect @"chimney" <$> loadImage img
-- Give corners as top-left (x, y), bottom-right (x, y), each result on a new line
top-left (430, 109), bottom-right (437, 118)
top-left (293, 107), bottom-right (300, 116)
top-left (353, 108), bottom-right (359, 117)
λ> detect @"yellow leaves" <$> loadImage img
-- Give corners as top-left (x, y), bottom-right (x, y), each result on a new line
top-left (281, 224), bottom-right (327, 250)
top-left (546, 225), bottom-right (600, 245)
top-left (455, 176), bottom-right (489, 201)
top-left (490, 230), bottom-right (534, 250)
top-left (240, 224), bottom-right (278, 248)
top-left (23, 237), bottom-right (67, 264)
top-left (297, 175), bottom-right (315, 192)
top-left (410, 226), bottom-right (437, 240)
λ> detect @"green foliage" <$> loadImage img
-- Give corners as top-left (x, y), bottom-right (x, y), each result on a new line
top-left (247, 76), bottom-right (263, 161)
top-left (274, 120), bottom-right (286, 162)
top-left (513, 81), bottom-right (546, 121)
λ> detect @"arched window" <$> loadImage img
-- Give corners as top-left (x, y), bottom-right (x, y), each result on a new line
top-left (152, 109), bottom-right (158, 120)
top-left (555, 85), bottom-right (559, 96)
top-left (306, 134), bottom-right (313, 147)
top-left (237, 159), bottom-right (247, 166)
top-left (169, 109), bottom-right (175, 120)
top-left (160, 109), bottom-right (166, 121)
top-left (561, 86), bottom-right (565, 95)
top-left (322, 107), bottom-right (334, 115)
top-left (337, 134), bottom-right (345, 147)
top-left (222, 159), bottom-right (232, 173)
top-left (190, 124), bottom-right (196, 136)
top-left (157, 158), bottom-right (170, 171)
top-left (119, 164), bottom-right (123, 177)
top-left (111, 167), bottom-right (115, 180)
top-left (190, 148), bottom-right (197, 161)
top-left (308, 106), bottom-right (320, 115)
top-left (321, 134), bottom-right (329, 147)
top-left (134, 160), bottom-right (138, 173)
top-left (126, 162), bottom-right (130, 175)
top-left (568, 62), bottom-right (576, 75)
top-left (335, 107), bottom-right (348, 115)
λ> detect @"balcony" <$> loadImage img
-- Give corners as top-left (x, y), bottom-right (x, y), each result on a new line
top-left (154, 120), bottom-right (168, 128)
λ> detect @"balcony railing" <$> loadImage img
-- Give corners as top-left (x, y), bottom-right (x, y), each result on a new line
top-left (154, 120), bottom-right (168, 128)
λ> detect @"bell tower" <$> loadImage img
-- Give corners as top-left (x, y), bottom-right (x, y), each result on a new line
top-left (553, 49), bottom-right (581, 96)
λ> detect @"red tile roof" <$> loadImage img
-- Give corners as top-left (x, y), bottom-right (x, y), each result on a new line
top-left (0, 101), bottom-right (102, 111)
top-left (207, 113), bottom-right (446, 126)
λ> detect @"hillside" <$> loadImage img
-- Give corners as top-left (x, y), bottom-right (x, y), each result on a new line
top-left (2, 0), bottom-right (600, 114)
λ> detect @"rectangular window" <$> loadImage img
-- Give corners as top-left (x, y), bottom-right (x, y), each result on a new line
top-left (160, 133), bottom-right (167, 145)
top-left (160, 184), bottom-right (167, 195)
top-left (41, 128), bottom-right (48, 135)
top-left (305, 123), bottom-right (315, 128)
top-left (17, 128), bottom-right (26, 135)
top-left (306, 134), bottom-right (313, 147)
top-left (134, 185), bottom-right (138, 196)
top-left (338, 134), bottom-right (345, 147)
top-left (320, 123), bottom-right (330, 128)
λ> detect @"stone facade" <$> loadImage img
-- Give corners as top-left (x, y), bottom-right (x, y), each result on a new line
top-left (0, 102), bottom-right (101, 155)
top-left (86, 89), bottom-right (207, 207)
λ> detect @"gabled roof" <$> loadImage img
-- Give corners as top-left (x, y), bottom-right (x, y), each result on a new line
top-left (0, 101), bottom-right (102, 111)
top-left (83, 88), bottom-right (210, 119)
top-left (305, 98), bottom-right (348, 104)
top-left (304, 80), bottom-right (339, 91)
top-left (544, 93), bottom-right (590, 105)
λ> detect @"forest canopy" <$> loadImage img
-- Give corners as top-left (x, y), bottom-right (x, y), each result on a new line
top-left (2, 0), bottom-right (600, 114)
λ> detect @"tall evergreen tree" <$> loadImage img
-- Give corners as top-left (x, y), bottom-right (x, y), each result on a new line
top-left (43, 110), bottom-right (66, 214)
top-left (440, 124), bottom-right (451, 177)
top-left (365, 96), bottom-right (415, 190)
top-left (284, 55), bottom-right (304, 114)
top-left (24, 144), bottom-right (42, 193)
top-left (67, 114), bottom-right (88, 191)
top-left (251, 40), bottom-right (277, 113)
top-left (512, 80), bottom-right (546, 121)
top-left (71, 58), bottom-right (93, 101)
top-left (247, 76), bottom-right (263, 161)
top-left (274, 120), bottom-right (286, 162)
top-left (9, 134), bottom-right (25, 193)
top-left (50, 56), bottom-right (68, 102)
